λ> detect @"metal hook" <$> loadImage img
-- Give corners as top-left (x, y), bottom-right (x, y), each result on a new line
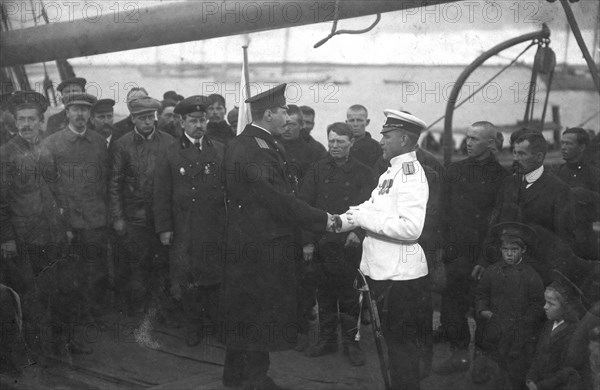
top-left (314, 0), bottom-right (381, 48)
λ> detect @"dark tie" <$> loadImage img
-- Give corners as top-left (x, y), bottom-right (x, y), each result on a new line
top-left (194, 139), bottom-right (201, 151)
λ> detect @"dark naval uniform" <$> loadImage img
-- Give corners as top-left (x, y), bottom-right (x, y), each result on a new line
top-left (298, 154), bottom-right (376, 350)
top-left (280, 136), bottom-right (327, 183)
top-left (350, 131), bottom-right (382, 168)
top-left (154, 131), bottom-right (226, 343)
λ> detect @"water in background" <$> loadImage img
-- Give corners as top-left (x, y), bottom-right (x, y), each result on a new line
top-left (29, 63), bottom-right (599, 147)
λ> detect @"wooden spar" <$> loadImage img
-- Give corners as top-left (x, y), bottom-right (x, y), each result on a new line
top-left (442, 25), bottom-right (550, 165)
top-left (0, 0), bottom-right (459, 67)
top-left (559, 0), bottom-right (600, 95)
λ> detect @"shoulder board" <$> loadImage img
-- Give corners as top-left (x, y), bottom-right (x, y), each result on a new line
top-left (254, 137), bottom-right (270, 149)
top-left (403, 162), bottom-right (415, 175)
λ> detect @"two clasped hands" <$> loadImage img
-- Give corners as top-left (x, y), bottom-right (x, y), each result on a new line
top-left (303, 207), bottom-right (362, 262)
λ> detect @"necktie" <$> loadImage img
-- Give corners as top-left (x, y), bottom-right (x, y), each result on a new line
top-left (194, 139), bottom-right (201, 151)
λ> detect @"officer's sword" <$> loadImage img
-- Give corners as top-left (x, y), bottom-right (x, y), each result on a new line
top-left (354, 269), bottom-right (391, 390)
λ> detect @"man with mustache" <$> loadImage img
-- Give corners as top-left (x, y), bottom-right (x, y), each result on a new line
top-left (45, 77), bottom-right (86, 135)
top-left (0, 91), bottom-right (88, 357)
top-left (42, 92), bottom-right (111, 338)
top-left (206, 93), bottom-right (235, 144)
top-left (473, 132), bottom-right (576, 280)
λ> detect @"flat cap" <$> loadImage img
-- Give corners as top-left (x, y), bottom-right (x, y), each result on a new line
top-left (63, 92), bottom-right (97, 108)
top-left (57, 77), bottom-right (86, 93)
top-left (8, 91), bottom-right (49, 114)
top-left (92, 98), bottom-right (115, 114)
top-left (245, 84), bottom-right (287, 112)
top-left (128, 96), bottom-right (161, 115)
top-left (381, 109), bottom-right (427, 136)
top-left (174, 95), bottom-right (210, 116)
top-left (490, 221), bottom-right (537, 251)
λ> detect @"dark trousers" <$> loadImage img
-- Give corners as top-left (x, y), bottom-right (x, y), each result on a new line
top-left (181, 283), bottom-right (220, 336)
top-left (440, 255), bottom-right (474, 350)
top-left (222, 348), bottom-right (270, 386)
top-left (313, 245), bottom-right (361, 345)
top-left (71, 227), bottom-right (110, 316)
top-left (114, 224), bottom-right (168, 312)
top-left (368, 275), bottom-right (432, 390)
top-left (295, 261), bottom-right (317, 335)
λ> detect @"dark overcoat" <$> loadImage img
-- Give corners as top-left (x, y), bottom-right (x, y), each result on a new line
top-left (109, 129), bottom-right (174, 227)
top-left (349, 131), bottom-right (382, 168)
top-left (221, 124), bottom-right (327, 351)
top-left (153, 135), bottom-right (225, 287)
top-left (41, 128), bottom-right (110, 230)
top-left (526, 320), bottom-right (578, 390)
top-left (0, 136), bottom-right (66, 245)
top-left (442, 154), bottom-right (508, 263)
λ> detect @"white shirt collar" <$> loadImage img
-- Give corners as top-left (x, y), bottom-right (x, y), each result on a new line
top-left (525, 165), bottom-right (544, 184)
top-left (252, 123), bottom-right (272, 136)
top-left (106, 134), bottom-right (112, 147)
top-left (184, 132), bottom-right (203, 149)
top-left (389, 151), bottom-right (417, 168)
top-left (552, 319), bottom-right (565, 331)
top-left (68, 124), bottom-right (86, 136)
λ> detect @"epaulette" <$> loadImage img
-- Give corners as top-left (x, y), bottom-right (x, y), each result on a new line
top-left (402, 162), bottom-right (415, 175)
top-left (254, 137), bottom-right (269, 149)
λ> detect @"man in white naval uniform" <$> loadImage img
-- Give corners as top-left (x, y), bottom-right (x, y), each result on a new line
top-left (338, 109), bottom-right (430, 390)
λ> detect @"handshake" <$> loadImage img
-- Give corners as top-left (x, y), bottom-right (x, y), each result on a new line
top-left (326, 213), bottom-right (343, 232)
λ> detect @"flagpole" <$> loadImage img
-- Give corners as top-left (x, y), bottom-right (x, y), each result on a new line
top-left (242, 45), bottom-right (251, 101)
top-left (237, 43), bottom-right (253, 135)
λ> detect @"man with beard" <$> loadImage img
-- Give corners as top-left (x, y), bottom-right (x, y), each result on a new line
top-left (157, 98), bottom-right (181, 138)
top-left (45, 77), bottom-right (86, 135)
top-left (154, 96), bottom-right (225, 347)
top-left (555, 127), bottom-right (600, 260)
top-left (434, 121), bottom-right (509, 375)
top-left (221, 84), bottom-right (336, 390)
top-left (473, 132), bottom-right (576, 279)
top-left (110, 97), bottom-right (174, 316)
top-left (42, 92), bottom-right (111, 334)
top-left (89, 98), bottom-right (125, 148)
top-left (1, 92), bottom-right (89, 356)
top-left (206, 93), bottom-right (235, 144)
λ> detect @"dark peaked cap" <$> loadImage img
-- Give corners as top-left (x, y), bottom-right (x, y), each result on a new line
top-left (245, 83), bottom-right (288, 112)
top-left (57, 77), bottom-right (86, 92)
top-left (491, 221), bottom-right (537, 251)
top-left (8, 91), bottom-right (49, 114)
top-left (174, 95), bottom-right (211, 116)
top-left (63, 92), bottom-right (97, 107)
top-left (92, 99), bottom-right (115, 114)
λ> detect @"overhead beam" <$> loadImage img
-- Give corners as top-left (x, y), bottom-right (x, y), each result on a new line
top-left (1, 0), bottom-right (458, 67)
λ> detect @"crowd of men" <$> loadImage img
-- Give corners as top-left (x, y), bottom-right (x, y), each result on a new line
top-left (0, 77), bottom-right (599, 390)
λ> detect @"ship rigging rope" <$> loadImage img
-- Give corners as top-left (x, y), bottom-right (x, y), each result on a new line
top-left (314, 0), bottom-right (381, 48)
top-left (425, 41), bottom-right (537, 131)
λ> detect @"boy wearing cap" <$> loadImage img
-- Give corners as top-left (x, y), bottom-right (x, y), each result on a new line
top-left (221, 84), bottom-right (335, 390)
top-left (109, 96), bottom-right (174, 316)
top-left (336, 109), bottom-right (431, 389)
top-left (154, 95), bottom-right (225, 347)
top-left (474, 222), bottom-right (546, 388)
top-left (114, 87), bottom-right (149, 138)
top-left (206, 93), bottom-right (235, 144)
top-left (46, 77), bottom-right (86, 135)
top-left (526, 271), bottom-right (586, 390)
top-left (42, 91), bottom-right (111, 337)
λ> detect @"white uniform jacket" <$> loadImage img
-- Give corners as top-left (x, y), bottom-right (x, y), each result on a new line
top-left (340, 151), bottom-right (429, 281)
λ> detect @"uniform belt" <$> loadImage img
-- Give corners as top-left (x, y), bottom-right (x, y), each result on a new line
top-left (365, 232), bottom-right (418, 246)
